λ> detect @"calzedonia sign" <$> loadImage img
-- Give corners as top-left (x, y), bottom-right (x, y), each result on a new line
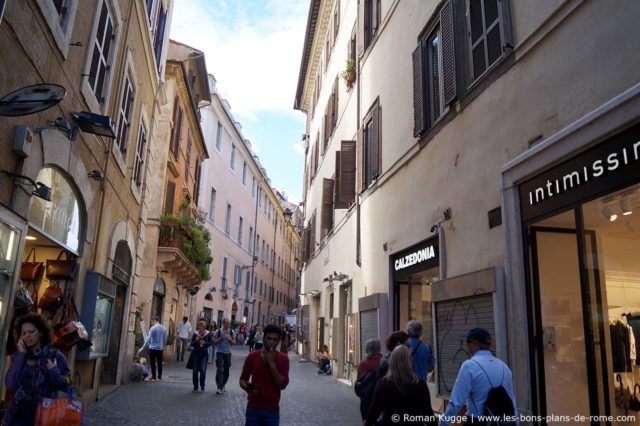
top-left (519, 123), bottom-right (640, 222)
top-left (392, 237), bottom-right (439, 274)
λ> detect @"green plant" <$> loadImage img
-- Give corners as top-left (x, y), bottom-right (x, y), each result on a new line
top-left (340, 58), bottom-right (356, 84)
top-left (160, 214), bottom-right (213, 281)
top-left (134, 300), bottom-right (148, 319)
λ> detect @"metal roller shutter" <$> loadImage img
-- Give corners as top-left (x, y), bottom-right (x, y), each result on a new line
top-left (359, 309), bottom-right (378, 360)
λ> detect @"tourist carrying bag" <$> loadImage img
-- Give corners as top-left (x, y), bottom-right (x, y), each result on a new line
top-left (20, 247), bottom-right (44, 282)
top-left (35, 383), bottom-right (83, 426)
top-left (46, 250), bottom-right (77, 280)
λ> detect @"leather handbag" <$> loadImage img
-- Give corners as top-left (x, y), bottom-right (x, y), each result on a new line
top-left (21, 248), bottom-right (44, 282)
top-left (46, 250), bottom-right (77, 280)
top-left (53, 295), bottom-right (79, 352)
top-left (39, 283), bottom-right (63, 312)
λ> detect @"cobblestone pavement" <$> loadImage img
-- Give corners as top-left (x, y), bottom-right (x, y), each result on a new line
top-left (85, 347), bottom-right (362, 426)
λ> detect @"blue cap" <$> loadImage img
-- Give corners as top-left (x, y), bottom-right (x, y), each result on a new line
top-left (461, 327), bottom-right (491, 345)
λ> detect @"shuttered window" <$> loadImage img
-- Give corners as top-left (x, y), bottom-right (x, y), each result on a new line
top-left (361, 0), bottom-right (380, 52)
top-left (468, 0), bottom-right (504, 81)
top-left (321, 178), bottom-right (334, 238)
top-left (169, 98), bottom-right (183, 160)
top-left (133, 123), bottom-right (146, 188)
top-left (335, 140), bottom-right (356, 208)
top-left (116, 75), bottom-right (134, 156)
top-left (164, 181), bottom-right (175, 215)
top-left (363, 100), bottom-right (381, 190)
top-left (193, 159), bottom-right (201, 205)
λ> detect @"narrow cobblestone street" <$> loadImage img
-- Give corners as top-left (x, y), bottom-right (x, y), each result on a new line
top-left (85, 347), bottom-right (362, 426)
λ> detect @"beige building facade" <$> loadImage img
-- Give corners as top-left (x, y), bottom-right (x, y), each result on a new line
top-left (0, 0), bottom-right (173, 404)
top-left (296, 0), bottom-right (640, 420)
top-left (196, 74), bottom-right (300, 331)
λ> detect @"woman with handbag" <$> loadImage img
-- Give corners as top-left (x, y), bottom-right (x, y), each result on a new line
top-left (1, 314), bottom-right (71, 426)
top-left (189, 320), bottom-right (211, 392)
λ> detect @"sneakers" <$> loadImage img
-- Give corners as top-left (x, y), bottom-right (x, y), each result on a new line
top-left (216, 389), bottom-right (222, 395)
top-left (221, 387), bottom-right (226, 393)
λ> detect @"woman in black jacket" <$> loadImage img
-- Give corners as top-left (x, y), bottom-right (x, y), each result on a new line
top-left (189, 320), bottom-right (211, 392)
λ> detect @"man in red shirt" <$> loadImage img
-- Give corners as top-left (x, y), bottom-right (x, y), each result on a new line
top-left (240, 324), bottom-right (290, 426)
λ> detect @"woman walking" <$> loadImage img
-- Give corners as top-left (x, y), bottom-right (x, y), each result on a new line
top-left (253, 325), bottom-right (264, 350)
top-left (208, 321), bottom-right (217, 364)
top-left (365, 345), bottom-right (436, 426)
top-left (190, 320), bottom-right (212, 392)
top-left (2, 314), bottom-right (71, 426)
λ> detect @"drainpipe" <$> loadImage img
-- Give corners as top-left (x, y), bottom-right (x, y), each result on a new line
top-left (249, 184), bottom-right (260, 325)
top-left (355, 6), bottom-right (362, 268)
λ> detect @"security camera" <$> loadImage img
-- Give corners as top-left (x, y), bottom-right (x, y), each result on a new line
top-left (430, 224), bottom-right (438, 233)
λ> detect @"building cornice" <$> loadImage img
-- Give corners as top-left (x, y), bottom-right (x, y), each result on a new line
top-left (294, 0), bottom-right (323, 111)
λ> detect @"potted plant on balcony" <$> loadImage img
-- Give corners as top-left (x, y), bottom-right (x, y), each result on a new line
top-left (340, 58), bottom-right (356, 89)
top-left (159, 214), bottom-right (213, 282)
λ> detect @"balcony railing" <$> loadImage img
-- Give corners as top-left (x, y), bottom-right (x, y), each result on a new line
top-left (157, 221), bottom-right (203, 286)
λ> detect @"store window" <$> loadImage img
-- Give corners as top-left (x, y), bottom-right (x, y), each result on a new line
top-left (27, 167), bottom-right (83, 253)
top-left (0, 220), bottom-right (22, 338)
top-left (91, 294), bottom-right (113, 355)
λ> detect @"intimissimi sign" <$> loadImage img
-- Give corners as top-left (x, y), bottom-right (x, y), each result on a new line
top-left (519, 123), bottom-right (640, 222)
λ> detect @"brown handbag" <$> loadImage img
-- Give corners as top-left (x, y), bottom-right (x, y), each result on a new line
top-left (20, 248), bottom-right (44, 282)
top-left (46, 250), bottom-right (77, 280)
top-left (53, 293), bottom-right (85, 352)
top-left (38, 283), bottom-right (63, 312)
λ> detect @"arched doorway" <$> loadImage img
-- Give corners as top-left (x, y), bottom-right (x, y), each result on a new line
top-left (102, 241), bottom-right (132, 385)
top-left (151, 278), bottom-right (166, 322)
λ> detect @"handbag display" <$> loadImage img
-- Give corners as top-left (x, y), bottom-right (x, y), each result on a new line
top-left (615, 374), bottom-right (631, 412)
top-left (20, 248), bottom-right (44, 282)
top-left (46, 250), bottom-right (77, 280)
top-left (630, 384), bottom-right (640, 412)
top-left (13, 287), bottom-right (34, 317)
top-left (54, 294), bottom-right (89, 352)
top-left (39, 283), bottom-right (63, 312)
top-left (35, 384), bottom-right (83, 426)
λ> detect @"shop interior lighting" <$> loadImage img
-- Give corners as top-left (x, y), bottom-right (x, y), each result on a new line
top-left (621, 199), bottom-right (633, 216)
top-left (25, 236), bottom-right (37, 240)
top-left (602, 205), bottom-right (617, 222)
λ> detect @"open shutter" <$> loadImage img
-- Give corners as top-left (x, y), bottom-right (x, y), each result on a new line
top-left (440, 0), bottom-right (457, 105)
top-left (356, 127), bottom-right (363, 194)
top-left (412, 43), bottom-right (426, 137)
top-left (164, 181), bottom-right (176, 215)
top-left (334, 78), bottom-right (339, 129)
top-left (310, 214), bottom-right (317, 255)
top-left (334, 151), bottom-right (344, 208)
top-left (321, 178), bottom-right (334, 237)
top-left (301, 225), bottom-right (308, 264)
top-left (370, 103), bottom-right (381, 179)
top-left (356, 0), bottom-right (365, 57)
top-left (339, 140), bottom-right (356, 206)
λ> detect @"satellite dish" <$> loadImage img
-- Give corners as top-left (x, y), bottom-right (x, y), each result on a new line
top-left (0, 84), bottom-right (66, 117)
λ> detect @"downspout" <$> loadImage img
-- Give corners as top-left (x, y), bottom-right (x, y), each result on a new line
top-left (355, 6), bottom-right (362, 268)
top-left (249, 184), bottom-right (260, 325)
top-left (270, 194), bottom-right (277, 323)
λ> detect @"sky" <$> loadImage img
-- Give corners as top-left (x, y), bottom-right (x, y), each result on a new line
top-left (169, 0), bottom-right (310, 204)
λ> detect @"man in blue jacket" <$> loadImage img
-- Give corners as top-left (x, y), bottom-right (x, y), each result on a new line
top-left (406, 320), bottom-right (435, 380)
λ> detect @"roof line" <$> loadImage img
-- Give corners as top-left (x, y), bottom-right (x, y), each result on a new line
top-left (293, 0), bottom-right (322, 111)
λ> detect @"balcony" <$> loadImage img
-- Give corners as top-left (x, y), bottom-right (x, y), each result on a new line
top-left (157, 219), bottom-right (212, 286)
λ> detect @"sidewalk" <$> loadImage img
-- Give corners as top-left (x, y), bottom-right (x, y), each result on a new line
top-left (85, 346), bottom-right (362, 425)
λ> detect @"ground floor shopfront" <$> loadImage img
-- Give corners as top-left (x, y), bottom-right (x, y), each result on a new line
top-left (503, 83), bottom-right (640, 423)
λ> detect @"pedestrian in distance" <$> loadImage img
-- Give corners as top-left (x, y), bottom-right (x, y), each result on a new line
top-left (254, 325), bottom-right (264, 350)
top-left (406, 320), bottom-right (435, 381)
top-left (137, 316), bottom-right (167, 381)
top-left (439, 328), bottom-right (518, 426)
top-left (213, 318), bottom-right (236, 394)
top-left (176, 316), bottom-right (192, 362)
top-left (377, 330), bottom-right (409, 378)
top-left (247, 324), bottom-right (257, 352)
top-left (278, 323), bottom-right (290, 354)
top-left (2, 314), bottom-right (72, 426)
top-left (208, 321), bottom-right (218, 364)
top-left (355, 338), bottom-right (383, 420)
top-left (189, 320), bottom-right (212, 392)
top-left (239, 324), bottom-right (290, 426)
top-left (365, 345), bottom-right (436, 426)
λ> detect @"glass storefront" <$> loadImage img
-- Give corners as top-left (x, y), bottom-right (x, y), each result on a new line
top-left (527, 182), bottom-right (640, 422)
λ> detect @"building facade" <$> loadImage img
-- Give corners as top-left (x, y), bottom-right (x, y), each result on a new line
top-left (196, 74), bottom-right (301, 330)
top-left (296, 0), bottom-right (640, 420)
top-left (0, 0), bottom-right (172, 403)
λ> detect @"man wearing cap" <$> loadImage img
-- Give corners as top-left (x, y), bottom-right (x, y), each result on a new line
top-left (439, 327), bottom-right (518, 426)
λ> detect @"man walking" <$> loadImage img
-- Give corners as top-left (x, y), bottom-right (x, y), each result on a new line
top-left (176, 316), bottom-right (192, 362)
top-left (239, 324), bottom-right (290, 426)
top-left (138, 316), bottom-right (167, 381)
top-left (439, 328), bottom-right (518, 426)
top-left (213, 318), bottom-right (236, 394)
top-left (406, 320), bottom-right (435, 380)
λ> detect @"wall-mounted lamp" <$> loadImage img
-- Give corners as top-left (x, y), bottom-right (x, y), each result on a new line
top-left (1, 170), bottom-right (52, 201)
top-left (49, 111), bottom-right (116, 140)
top-left (87, 170), bottom-right (104, 181)
top-left (209, 287), bottom-right (217, 292)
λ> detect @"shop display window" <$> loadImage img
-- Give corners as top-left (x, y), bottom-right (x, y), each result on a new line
top-left (91, 295), bottom-right (113, 355)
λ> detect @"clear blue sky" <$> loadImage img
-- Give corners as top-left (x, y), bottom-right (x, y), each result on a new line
top-left (170, 0), bottom-right (310, 203)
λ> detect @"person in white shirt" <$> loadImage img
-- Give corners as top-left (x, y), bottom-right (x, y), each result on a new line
top-left (176, 316), bottom-right (192, 362)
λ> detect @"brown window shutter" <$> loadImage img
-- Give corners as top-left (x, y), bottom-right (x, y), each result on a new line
top-left (314, 140), bottom-right (319, 174)
top-left (440, 0), bottom-right (457, 105)
top-left (164, 181), bottom-right (176, 215)
top-left (370, 103), bottom-right (381, 179)
top-left (310, 214), bottom-right (316, 253)
top-left (412, 43), bottom-right (426, 137)
top-left (339, 140), bottom-right (356, 206)
top-left (356, 128), bottom-right (363, 194)
top-left (334, 150), bottom-right (344, 208)
top-left (322, 113), bottom-right (327, 152)
top-left (321, 178), bottom-right (334, 237)
top-left (301, 225), bottom-right (308, 263)
top-left (173, 107), bottom-right (183, 159)
top-left (356, 0), bottom-right (365, 58)
top-left (333, 78), bottom-right (339, 130)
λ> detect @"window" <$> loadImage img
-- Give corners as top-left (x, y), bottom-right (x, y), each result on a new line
top-left (230, 144), bottom-right (236, 170)
top-left (321, 178), bottom-right (335, 238)
top-left (132, 123), bottom-right (146, 187)
top-left (256, 234), bottom-right (260, 258)
top-left (252, 177), bottom-right (257, 198)
top-left (225, 204), bottom-right (232, 234)
top-left (169, 98), bottom-right (183, 160)
top-left (234, 265), bottom-right (242, 297)
top-left (262, 240), bottom-right (266, 262)
top-left (242, 162), bottom-right (248, 185)
top-left (248, 227), bottom-right (254, 253)
top-left (209, 188), bottom-right (216, 221)
top-left (362, 100), bottom-right (381, 190)
top-left (238, 216), bottom-right (244, 245)
top-left (115, 74), bottom-right (134, 156)
top-left (86, 0), bottom-right (116, 107)
top-left (468, 0), bottom-right (505, 81)
top-left (221, 256), bottom-right (228, 290)
top-left (335, 140), bottom-right (356, 208)
top-left (193, 160), bottom-right (201, 206)
top-left (152, 0), bottom-right (167, 72)
top-left (215, 122), bottom-right (222, 151)
top-left (35, 0), bottom-right (79, 57)
top-left (364, 0), bottom-right (380, 51)
top-left (164, 181), bottom-right (175, 215)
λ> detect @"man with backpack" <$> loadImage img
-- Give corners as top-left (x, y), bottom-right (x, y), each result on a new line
top-left (406, 320), bottom-right (435, 381)
top-left (439, 328), bottom-right (518, 426)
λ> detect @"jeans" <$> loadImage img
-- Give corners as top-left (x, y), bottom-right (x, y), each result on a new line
top-left (192, 354), bottom-right (208, 390)
top-left (245, 407), bottom-right (279, 426)
top-left (216, 352), bottom-right (232, 390)
top-left (149, 349), bottom-right (164, 379)
top-left (176, 337), bottom-right (188, 361)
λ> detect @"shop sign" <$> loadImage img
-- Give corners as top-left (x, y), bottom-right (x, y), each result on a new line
top-left (392, 236), bottom-right (439, 276)
top-left (520, 123), bottom-right (640, 221)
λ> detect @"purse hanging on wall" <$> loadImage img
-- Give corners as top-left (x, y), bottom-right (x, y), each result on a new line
top-left (46, 250), bottom-right (77, 280)
top-left (38, 281), bottom-right (63, 312)
top-left (20, 247), bottom-right (44, 282)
